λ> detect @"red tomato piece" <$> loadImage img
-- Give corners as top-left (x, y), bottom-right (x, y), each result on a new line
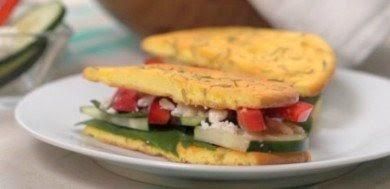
top-left (0, 0), bottom-right (19, 25)
top-left (148, 98), bottom-right (171, 125)
top-left (237, 108), bottom-right (267, 132)
top-left (144, 57), bottom-right (164, 65)
top-left (267, 102), bottom-right (314, 122)
top-left (112, 88), bottom-right (138, 112)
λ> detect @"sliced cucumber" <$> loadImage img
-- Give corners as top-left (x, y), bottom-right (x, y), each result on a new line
top-left (4, 1), bottom-right (66, 62)
top-left (14, 2), bottom-right (66, 33)
top-left (171, 116), bottom-right (205, 127)
top-left (180, 116), bottom-right (205, 126)
top-left (0, 38), bottom-right (47, 87)
top-left (300, 96), bottom-right (320, 105)
top-left (194, 127), bottom-right (250, 152)
top-left (194, 126), bottom-right (308, 152)
top-left (300, 117), bottom-right (313, 133)
top-left (80, 106), bottom-right (105, 119)
top-left (80, 106), bottom-right (149, 131)
top-left (0, 2), bottom-right (66, 87)
top-left (247, 134), bottom-right (308, 152)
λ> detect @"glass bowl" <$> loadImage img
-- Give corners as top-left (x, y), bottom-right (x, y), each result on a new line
top-left (0, 24), bottom-right (72, 109)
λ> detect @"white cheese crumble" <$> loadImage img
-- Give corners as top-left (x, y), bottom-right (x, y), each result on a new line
top-left (159, 98), bottom-right (175, 110)
top-left (171, 104), bottom-right (207, 117)
top-left (137, 95), bottom-right (155, 107)
top-left (208, 109), bottom-right (228, 123)
top-left (106, 107), bottom-right (117, 114)
top-left (99, 98), bottom-right (112, 110)
top-left (200, 120), bottom-right (238, 134)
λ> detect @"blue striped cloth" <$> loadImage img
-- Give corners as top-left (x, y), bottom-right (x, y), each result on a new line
top-left (62, 0), bottom-right (144, 66)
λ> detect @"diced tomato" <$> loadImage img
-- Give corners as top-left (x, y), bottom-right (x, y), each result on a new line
top-left (144, 57), bottom-right (164, 65)
top-left (0, 0), bottom-right (19, 25)
top-left (237, 108), bottom-right (266, 132)
top-left (148, 98), bottom-right (171, 125)
top-left (266, 102), bottom-right (314, 122)
top-left (112, 88), bottom-right (138, 112)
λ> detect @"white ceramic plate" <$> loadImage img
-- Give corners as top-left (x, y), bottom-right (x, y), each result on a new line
top-left (15, 69), bottom-right (390, 188)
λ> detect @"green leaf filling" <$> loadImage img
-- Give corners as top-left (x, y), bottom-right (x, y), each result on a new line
top-left (82, 119), bottom-right (216, 156)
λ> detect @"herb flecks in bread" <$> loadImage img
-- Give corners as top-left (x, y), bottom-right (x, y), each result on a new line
top-left (83, 64), bottom-right (299, 109)
top-left (142, 27), bottom-right (336, 97)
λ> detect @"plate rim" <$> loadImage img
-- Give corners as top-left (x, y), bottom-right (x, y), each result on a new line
top-left (14, 69), bottom-right (390, 177)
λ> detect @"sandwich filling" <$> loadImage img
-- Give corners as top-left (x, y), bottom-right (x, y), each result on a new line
top-left (81, 87), bottom-right (319, 154)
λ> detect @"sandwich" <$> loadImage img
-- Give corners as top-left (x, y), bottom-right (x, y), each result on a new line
top-left (80, 64), bottom-right (313, 165)
top-left (141, 27), bottom-right (336, 132)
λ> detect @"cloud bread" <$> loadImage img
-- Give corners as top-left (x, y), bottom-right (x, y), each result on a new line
top-left (83, 64), bottom-right (298, 110)
top-left (84, 125), bottom-right (310, 165)
top-left (142, 27), bottom-right (336, 97)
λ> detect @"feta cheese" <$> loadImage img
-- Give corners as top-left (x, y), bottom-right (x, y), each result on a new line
top-left (200, 120), bottom-right (210, 128)
top-left (171, 104), bottom-right (205, 117)
top-left (137, 95), bottom-right (155, 107)
top-left (159, 98), bottom-right (175, 110)
top-left (106, 107), bottom-right (117, 114)
top-left (208, 109), bottom-right (228, 123)
top-left (99, 98), bottom-right (112, 110)
top-left (200, 120), bottom-right (238, 134)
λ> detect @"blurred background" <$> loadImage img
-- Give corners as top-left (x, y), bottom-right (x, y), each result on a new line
top-left (0, 0), bottom-right (389, 104)
top-left (63, 0), bottom-right (390, 76)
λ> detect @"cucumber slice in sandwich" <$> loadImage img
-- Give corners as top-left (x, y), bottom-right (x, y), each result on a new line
top-left (194, 127), bottom-right (250, 152)
top-left (171, 116), bottom-right (205, 127)
top-left (247, 134), bottom-right (308, 152)
top-left (194, 126), bottom-right (308, 152)
top-left (0, 2), bottom-right (65, 87)
top-left (80, 106), bottom-right (149, 131)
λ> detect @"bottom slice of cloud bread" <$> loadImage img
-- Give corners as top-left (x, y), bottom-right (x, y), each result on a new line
top-left (80, 64), bottom-right (312, 165)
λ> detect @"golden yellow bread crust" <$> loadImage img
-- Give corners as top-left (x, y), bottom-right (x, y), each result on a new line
top-left (84, 125), bottom-right (310, 165)
top-left (83, 64), bottom-right (298, 109)
top-left (142, 27), bottom-right (336, 97)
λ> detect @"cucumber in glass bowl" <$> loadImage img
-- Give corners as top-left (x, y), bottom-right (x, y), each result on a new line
top-left (0, 1), bottom-right (66, 87)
